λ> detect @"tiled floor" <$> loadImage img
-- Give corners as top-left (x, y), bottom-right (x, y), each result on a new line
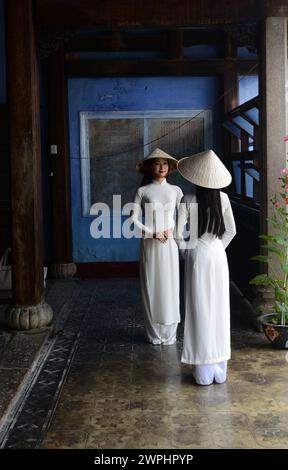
top-left (32, 279), bottom-right (288, 449)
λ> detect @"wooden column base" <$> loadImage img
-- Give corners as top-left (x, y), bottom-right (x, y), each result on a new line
top-left (252, 285), bottom-right (275, 331)
top-left (5, 301), bottom-right (53, 331)
top-left (252, 285), bottom-right (275, 313)
top-left (49, 262), bottom-right (77, 279)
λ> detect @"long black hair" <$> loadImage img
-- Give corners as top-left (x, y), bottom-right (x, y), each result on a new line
top-left (140, 160), bottom-right (154, 186)
top-left (196, 185), bottom-right (225, 238)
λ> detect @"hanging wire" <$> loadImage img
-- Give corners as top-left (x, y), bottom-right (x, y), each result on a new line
top-left (72, 62), bottom-right (258, 162)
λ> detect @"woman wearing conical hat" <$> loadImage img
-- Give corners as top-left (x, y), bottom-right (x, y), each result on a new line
top-left (131, 148), bottom-right (183, 345)
top-left (177, 149), bottom-right (236, 385)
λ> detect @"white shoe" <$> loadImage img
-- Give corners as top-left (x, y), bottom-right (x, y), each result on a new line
top-left (193, 365), bottom-right (214, 385)
top-left (214, 362), bottom-right (227, 384)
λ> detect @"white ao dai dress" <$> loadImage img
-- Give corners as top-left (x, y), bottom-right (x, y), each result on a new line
top-left (131, 179), bottom-right (183, 345)
top-left (179, 192), bottom-right (236, 384)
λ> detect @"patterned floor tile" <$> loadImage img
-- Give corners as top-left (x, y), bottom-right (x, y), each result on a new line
top-left (2, 279), bottom-right (288, 450)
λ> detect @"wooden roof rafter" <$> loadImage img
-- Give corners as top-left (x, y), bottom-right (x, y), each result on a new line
top-left (35, 0), bottom-right (288, 29)
top-left (64, 58), bottom-right (258, 77)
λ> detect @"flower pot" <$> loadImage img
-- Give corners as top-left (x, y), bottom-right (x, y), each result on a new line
top-left (259, 313), bottom-right (288, 349)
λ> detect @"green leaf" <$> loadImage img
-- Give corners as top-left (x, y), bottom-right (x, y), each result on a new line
top-left (261, 245), bottom-right (286, 259)
top-left (273, 236), bottom-right (288, 247)
top-left (267, 217), bottom-right (278, 224)
top-left (259, 234), bottom-right (275, 242)
top-left (275, 288), bottom-right (288, 302)
top-left (281, 264), bottom-right (288, 274)
top-left (249, 274), bottom-right (275, 287)
top-left (268, 220), bottom-right (281, 229)
top-left (274, 301), bottom-right (288, 315)
top-left (251, 255), bottom-right (270, 263)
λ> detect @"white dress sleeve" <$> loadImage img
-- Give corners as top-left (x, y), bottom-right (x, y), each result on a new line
top-left (175, 194), bottom-right (198, 251)
top-left (174, 187), bottom-right (185, 240)
top-left (175, 196), bottom-right (188, 244)
top-left (176, 186), bottom-right (184, 206)
top-left (185, 194), bottom-right (198, 250)
top-left (130, 188), bottom-right (154, 237)
top-left (221, 194), bottom-right (237, 249)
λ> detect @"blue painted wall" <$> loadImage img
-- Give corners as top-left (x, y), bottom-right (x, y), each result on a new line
top-left (68, 76), bottom-right (223, 262)
top-left (0, 0), bottom-right (6, 103)
top-left (237, 46), bottom-right (258, 59)
top-left (184, 45), bottom-right (224, 58)
top-left (238, 75), bottom-right (259, 105)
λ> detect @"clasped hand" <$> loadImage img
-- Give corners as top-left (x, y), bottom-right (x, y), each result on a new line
top-left (153, 228), bottom-right (173, 243)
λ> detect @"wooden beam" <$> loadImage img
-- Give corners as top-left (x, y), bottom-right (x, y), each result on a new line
top-left (66, 34), bottom-right (168, 52)
top-left (48, 47), bottom-right (73, 264)
top-left (241, 129), bottom-right (250, 151)
top-left (65, 58), bottom-right (258, 77)
top-left (168, 30), bottom-right (183, 59)
top-left (230, 150), bottom-right (259, 160)
top-left (238, 111), bottom-right (257, 127)
top-left (66, 30), bottom-right (227, 54)
top-left (228, 96), bottom-right (259, 114)
top-left (232, 121), bottom-right (254, 139)
top-left (265, 0), bottom-right (288, 17)
top-left (35, 0), bottom-right (280, 29)
top-left (183, 30), bottom-right (225, 47)
top-left (225, 31), bottom-right (235, 59)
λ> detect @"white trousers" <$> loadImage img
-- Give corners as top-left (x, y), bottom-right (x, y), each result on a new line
top-left (144, 318), bottom-right (178, 345)
top-left (192, 361), bottom-right (227, 385)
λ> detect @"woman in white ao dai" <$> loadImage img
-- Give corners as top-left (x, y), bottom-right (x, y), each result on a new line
top-left (178, 150), bottom-right (236, 385)
top-left (131, 149), bottom-right (183, 345)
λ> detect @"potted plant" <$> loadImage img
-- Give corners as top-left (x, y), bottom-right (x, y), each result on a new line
top-left (249, 166), bottom-right (288, 349)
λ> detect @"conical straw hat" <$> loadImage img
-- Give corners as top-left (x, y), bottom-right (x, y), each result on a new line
top-left (136, 148), bottom-right (178, 173)
top-left (178, 149), bottom-right (232, 189)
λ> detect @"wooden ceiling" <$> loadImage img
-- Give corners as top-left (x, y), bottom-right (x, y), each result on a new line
top-left (35, 0), bottom-right (288, 29)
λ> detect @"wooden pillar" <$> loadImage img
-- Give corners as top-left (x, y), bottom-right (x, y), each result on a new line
top-left (47, 47), bottom-right (76, 279)
top-left (5, 0), bottom-right (53, 329)
top-left (259, 18), bottom-right (288, 278)
top-left (223, 32), bottom-right (239, 178)
top-left (223, 32), bottom-right (238, 114)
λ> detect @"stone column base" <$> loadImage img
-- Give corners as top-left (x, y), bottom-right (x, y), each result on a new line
top-left (252, 285), bottom-right (275, 313)
top-left (49, 262), bottom-right (77, 279)
top-left (252, 285), bottom-right (275, 331)
top-left (5, 302), bottom-right (53, 331)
